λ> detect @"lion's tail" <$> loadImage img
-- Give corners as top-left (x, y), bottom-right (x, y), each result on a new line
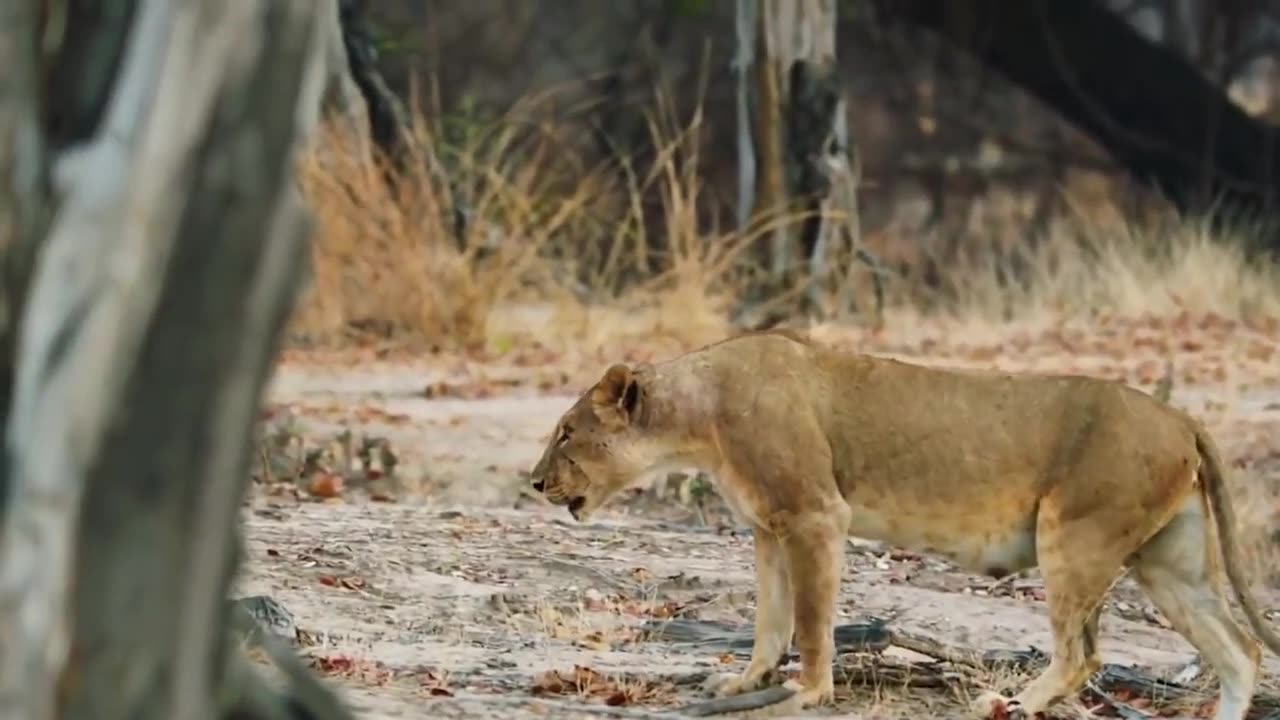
top-left (1196, 425), bottom-right (1280, 656)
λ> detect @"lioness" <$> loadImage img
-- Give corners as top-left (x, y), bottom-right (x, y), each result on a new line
top-left (529, 330), bottom-right (1280, 720)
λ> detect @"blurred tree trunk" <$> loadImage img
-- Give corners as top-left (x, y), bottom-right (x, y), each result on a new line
top-left (0, 2), bottom-right (357, 720)
top-left (737, 0), bottom-right (863, 318)
top-left (878, 0), bottom-right (1280, 239)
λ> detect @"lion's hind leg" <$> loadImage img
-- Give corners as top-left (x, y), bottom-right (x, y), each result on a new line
top-left (976, 483), bottom-right (1139, 719)
top-left (1131, 495), bottom-right (1260, 720)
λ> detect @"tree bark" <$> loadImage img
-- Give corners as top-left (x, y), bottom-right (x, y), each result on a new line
top-left (318, 0), bottom-right (368, 131)
top-left (39, 0), bottom-right (138, 153)
top-left (335, 0), bottom-right (465, 245)
top-left (740, 0), bottom-right (865, 318)
top-left (876, 0), bottom-right (1280, 230)
top-left (734, 0), bottom-right (758, 235)
top-left (336, 0), bottom-right (411, 171)
top-left (0, 2), bottom-right (358, 719)
top-left (0, 0), bottom-right (50, 519)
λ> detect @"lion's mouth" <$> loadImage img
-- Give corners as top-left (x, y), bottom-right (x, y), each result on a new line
top-left (567, 496), bottom-right (586, 520)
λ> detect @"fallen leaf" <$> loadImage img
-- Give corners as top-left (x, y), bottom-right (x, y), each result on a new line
top-left (308, 473), bottom-right (344, 498)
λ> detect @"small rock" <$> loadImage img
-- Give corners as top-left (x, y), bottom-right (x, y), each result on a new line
top-left (230, 594), bottom-right (298, 647)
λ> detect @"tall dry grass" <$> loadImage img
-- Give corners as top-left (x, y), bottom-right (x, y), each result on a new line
top-left (910, 211), bottom-right (1280, 326)
top-left (292, 102), bottom-right (602, 348)
top-left (290, 94), bottom-right (1280, 353)
top-left (291, 89), bottom-right (771, 354)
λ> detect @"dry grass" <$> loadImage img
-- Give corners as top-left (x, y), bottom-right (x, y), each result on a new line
top-left (919, 212), bottom-right (1280, 325)
top-left (291, 103), bottom-right (601, 348)
top-left (289, 93), bottom-right (1280, 354)
top-left (1232, 462), bottom-right (1280, 590)
top-left (291, 90), bottom-right (758, 353)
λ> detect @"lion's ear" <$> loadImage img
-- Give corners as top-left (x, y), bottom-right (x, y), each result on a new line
top-left (592, 363), bottom-right (641, 424)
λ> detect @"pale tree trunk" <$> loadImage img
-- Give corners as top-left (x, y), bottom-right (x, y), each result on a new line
top-left (736, 0), bottom-right (874, 321)
top-left (313, 0), bottom-right (372, 160)
top-left (734, 0), bottom-right (759, 235)
top-left (0, 2), bottom-right (358, 720)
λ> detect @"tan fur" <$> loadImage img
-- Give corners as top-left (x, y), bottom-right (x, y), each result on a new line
top-left (529, 331), bottom-right (1280, 720)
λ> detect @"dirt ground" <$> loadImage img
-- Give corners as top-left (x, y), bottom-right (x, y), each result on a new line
top-left (239, 313), bottom-right (1280, 719)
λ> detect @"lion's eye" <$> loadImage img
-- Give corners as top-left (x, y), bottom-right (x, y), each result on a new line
top-left (557, 426), bottom-right (573, 447)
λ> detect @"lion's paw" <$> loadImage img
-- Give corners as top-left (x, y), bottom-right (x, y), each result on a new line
top-left (701, 671), bottom-right (757, 698)
top-left (782, 678), bottom-right (835, 707)
top-left (972, 691), bottom-right (1029, 720)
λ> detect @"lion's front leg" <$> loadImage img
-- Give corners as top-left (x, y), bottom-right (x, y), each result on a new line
top-left (780, 509), bottom-right (849, 707)
top-left (705, 530), bottom-right (794, 698)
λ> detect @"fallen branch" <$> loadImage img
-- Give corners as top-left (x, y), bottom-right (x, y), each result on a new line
top-left (674, 686), bottom-right (798, 718)
top-left (639, 617), bottom-right (891, 659)
top-left (427, 693), bottom-right (694, 720)
top-left (641, 617), bottom-right (1280, 718)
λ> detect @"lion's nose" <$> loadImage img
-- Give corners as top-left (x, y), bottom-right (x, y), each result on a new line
top-left (532, 478), bottom-right (545, 493)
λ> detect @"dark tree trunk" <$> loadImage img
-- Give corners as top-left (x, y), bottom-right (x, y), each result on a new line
top-left (39, 0), bottom-right (138, 153)
top-left (876, 0), bottom-right (1280, 237)
top-left (337, 0), bottom-right (411, 171)
top-left (336, 0), bottom-right (467, 246)
top-left (787, 59), bottom-right (843, 266)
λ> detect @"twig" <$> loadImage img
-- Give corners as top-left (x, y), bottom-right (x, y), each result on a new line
top-left (1082, 678), bottom-right (1155, 720)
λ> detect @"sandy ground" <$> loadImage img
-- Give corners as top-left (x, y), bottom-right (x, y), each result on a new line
top-left (240, 316), bottom-right (1280, 719)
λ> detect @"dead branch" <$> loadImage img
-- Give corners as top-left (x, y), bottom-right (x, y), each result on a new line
top-left (645, 617), bottom-right (1280, 717)
top-left (640, 617), bottom-right (892, 658)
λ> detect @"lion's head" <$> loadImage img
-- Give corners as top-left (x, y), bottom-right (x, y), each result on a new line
top-left (529, 362), bottom-right (672, 521)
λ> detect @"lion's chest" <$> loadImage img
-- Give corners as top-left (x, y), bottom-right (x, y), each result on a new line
top-left (846, 504), bottom-right (1038, 577)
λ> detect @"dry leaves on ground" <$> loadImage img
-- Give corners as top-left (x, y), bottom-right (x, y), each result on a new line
top-left (530, 665), bottom-right (675, 707)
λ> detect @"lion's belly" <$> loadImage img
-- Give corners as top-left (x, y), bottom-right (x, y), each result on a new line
top-left (846, 504), bottom-right (1038, 577)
